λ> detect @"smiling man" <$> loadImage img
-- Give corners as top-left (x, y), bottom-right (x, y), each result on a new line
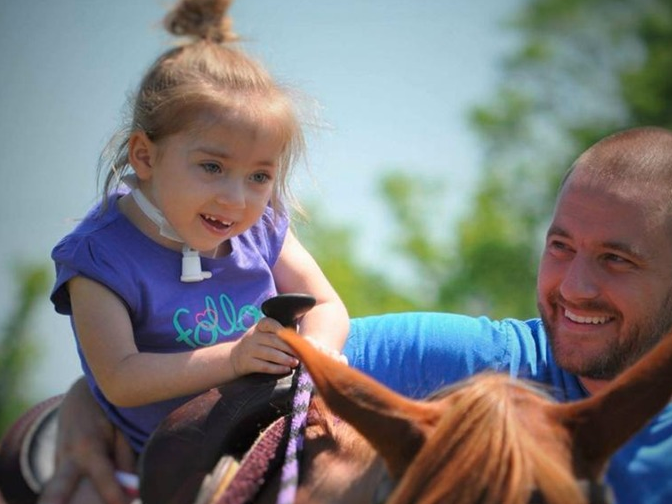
top-left (537, 134), bottom-right (672, 393)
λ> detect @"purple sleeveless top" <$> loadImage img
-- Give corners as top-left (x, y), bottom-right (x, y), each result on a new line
top-left (51, 195), bottom-right (288, 451)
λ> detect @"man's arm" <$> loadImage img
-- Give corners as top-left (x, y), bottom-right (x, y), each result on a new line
top-left (37, 378), bottom-right (135, 504)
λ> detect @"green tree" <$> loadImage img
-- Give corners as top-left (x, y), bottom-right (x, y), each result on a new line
top-left (295, 210), bottom-right (420, 318)
top-left (295, 0), bottom-right (672, 322)
top-left (0, 264), bottom-right (50, 434)
top-left (370, 0), bottom-right (672, 319)
top-left (463, 0), bottom-right (672, 316)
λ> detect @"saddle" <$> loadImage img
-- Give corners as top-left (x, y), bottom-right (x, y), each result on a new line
top-left (0, 395), bottom-right (62, 504)
top-left (139, 370), bottom-right (296, 504)
top-left (0, 374), bottom-right (295, 504)
top-left (140, 294), bottom-right (316, 504)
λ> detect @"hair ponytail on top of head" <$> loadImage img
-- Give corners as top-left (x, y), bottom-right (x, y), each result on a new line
top-left (164, 0), bottom-right (238, 44)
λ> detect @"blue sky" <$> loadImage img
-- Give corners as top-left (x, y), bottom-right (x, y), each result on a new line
top-left (0, 0), bottom-right (522, 399)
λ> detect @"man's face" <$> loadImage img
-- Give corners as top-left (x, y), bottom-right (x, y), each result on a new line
top-left (537, 175), bottom-right (672, 385)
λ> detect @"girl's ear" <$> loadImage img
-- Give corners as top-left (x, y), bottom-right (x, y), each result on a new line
top-left (128, 131), bottom-right (157, 181)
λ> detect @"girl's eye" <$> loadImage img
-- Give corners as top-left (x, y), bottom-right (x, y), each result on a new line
top-left (201, 162), bottom-right (221, 174)
top-left (250, 172), bottom-right (271, 184)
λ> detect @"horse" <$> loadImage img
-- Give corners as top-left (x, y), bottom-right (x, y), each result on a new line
top-left (139, 323), bottom-right (672, 504)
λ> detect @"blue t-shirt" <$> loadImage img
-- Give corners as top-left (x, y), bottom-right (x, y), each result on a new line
top-left (51, 195), bottom-right (288, 452)
top-left (343, 312), bottom-right (672, 504)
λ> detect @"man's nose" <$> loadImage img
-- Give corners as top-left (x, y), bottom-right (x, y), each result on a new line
top-left (559, 255), bottom-right (600, 302)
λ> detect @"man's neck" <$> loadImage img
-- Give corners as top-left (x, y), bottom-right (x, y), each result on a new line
top-left (578, 376), bottom-right (609, 396)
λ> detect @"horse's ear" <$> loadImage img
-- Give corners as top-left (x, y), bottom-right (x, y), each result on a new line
top-left (551, 330), bottom-right (672, 479)
top-left (277, 328), bottom-right (442, 479)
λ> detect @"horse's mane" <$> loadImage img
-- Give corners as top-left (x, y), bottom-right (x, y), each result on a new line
top-left (307, 396), bottom-right (376, 461)
top-left (389, 374), bottom-right (587, 504)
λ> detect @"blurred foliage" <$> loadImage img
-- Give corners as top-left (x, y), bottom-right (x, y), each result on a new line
top-left (295, 211), bottom-right (420, 318)
top-left (303, 0), bottom-right (672, 321)
top-left (455, 0), bottom-right (672, 318)
top-left (0, 264), bottom-right (50, 434)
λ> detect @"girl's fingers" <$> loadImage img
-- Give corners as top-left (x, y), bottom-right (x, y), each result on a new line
top-left (256, 316), bottom-right (283, 333)
top-left (256, 346), bottom-right (298, 368)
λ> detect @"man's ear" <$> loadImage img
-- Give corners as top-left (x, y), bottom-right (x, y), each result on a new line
top-left (128, 131), bottom-right (156, 181)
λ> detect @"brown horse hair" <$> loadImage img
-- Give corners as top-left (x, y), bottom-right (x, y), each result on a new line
top-left (388, 374), bottom-right (587, 504)
top-left (308, 396), bottom-right (336, 437)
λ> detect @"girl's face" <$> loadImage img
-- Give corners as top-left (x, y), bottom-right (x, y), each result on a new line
top-left (134, 115), bottom-right (285, 256)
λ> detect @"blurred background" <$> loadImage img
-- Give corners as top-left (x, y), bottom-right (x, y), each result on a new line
top-left (2, 0), bottom-right (671, 432)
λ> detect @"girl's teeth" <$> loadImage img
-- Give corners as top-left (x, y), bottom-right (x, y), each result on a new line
top-left (204, 215), bottom-right (231, 227)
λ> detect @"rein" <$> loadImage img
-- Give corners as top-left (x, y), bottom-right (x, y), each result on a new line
top-left (275, 366), bottom-right (313, 504)
top-left (207, 366), bottom-right (314, 504)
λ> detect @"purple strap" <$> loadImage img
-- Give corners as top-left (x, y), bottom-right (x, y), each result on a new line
top-left (275, 366), bottom-right (313, 504)
top-left (215, 415), bottom-right (288, 504)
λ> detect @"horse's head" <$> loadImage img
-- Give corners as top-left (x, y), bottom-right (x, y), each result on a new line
top-left (276, 328), bottom-right (672, 504)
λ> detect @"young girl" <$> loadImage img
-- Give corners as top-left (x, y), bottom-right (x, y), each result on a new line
top-left (50, 0), bottom-right (349, 460)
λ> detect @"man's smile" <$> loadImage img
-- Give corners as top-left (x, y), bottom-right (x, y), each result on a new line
top-left (564, 309), bottom-right (612, 325)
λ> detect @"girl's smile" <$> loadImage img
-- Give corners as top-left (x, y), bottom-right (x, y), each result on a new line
top-left (200, 213), bottom-right (234, 236)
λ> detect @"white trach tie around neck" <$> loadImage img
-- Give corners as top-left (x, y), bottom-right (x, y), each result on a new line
top-left (122, 175), bottom-right (212, 283)
top-left (125, 176), bottom-right (183, 243)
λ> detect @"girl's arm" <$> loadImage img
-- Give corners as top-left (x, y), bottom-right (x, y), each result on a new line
top-left (271, 229), bottom-right (350, 351)
top-left (68, 276), bottom-right (298, 408)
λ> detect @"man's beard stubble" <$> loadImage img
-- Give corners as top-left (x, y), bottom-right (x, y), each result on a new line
top-left (538, 289), bottom-right (672, 381)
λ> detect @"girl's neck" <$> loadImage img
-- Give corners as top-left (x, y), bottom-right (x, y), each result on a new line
top-left (117, 193), bottom-right (181, 252)
top-left (117, 193), bottom-right (230, 258)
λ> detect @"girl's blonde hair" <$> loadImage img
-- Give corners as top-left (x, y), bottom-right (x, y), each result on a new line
top-left (99, 0), bottom-right (305, 215)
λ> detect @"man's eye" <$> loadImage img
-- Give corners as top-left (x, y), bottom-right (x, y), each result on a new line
top-left (548, 240), bottom-right (569, 253)
top-left (201, 163), bottom-right (221, 174)
top-left (604, 253), bottom-right (629, 265)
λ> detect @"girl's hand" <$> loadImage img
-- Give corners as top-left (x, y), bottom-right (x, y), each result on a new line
top-left (230, 317), bottom-right (299, 377)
